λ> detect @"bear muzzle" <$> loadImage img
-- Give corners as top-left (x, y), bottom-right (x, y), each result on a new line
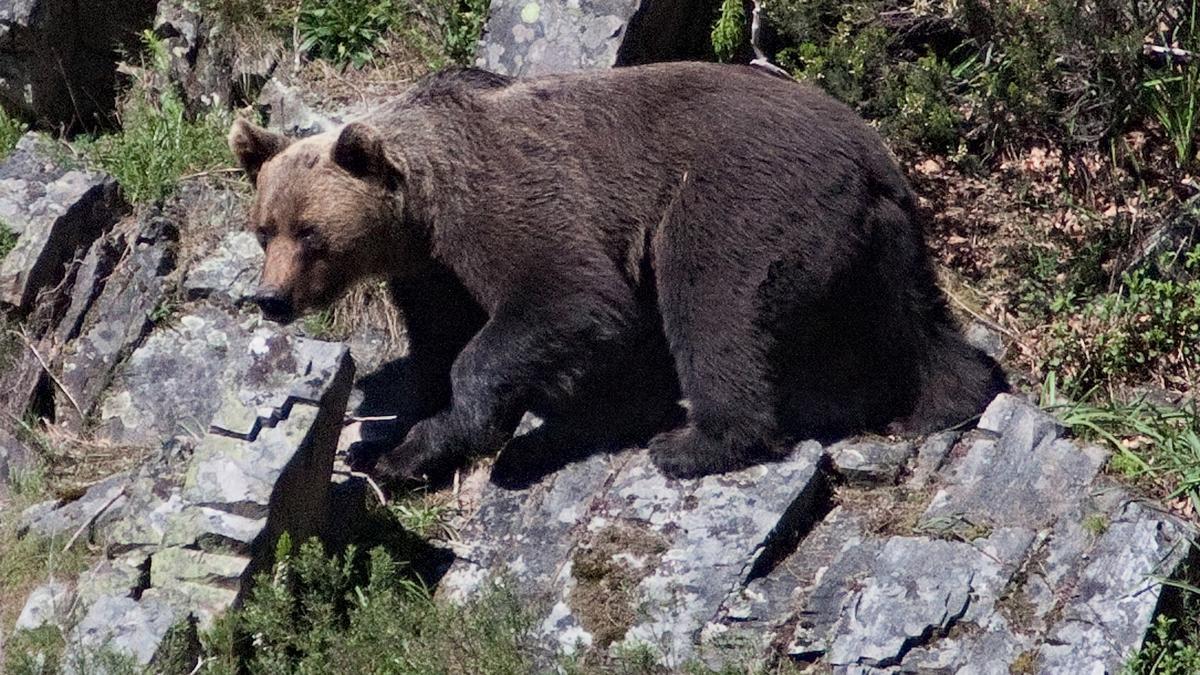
top-left (249, 288), bottom-right (296, 324)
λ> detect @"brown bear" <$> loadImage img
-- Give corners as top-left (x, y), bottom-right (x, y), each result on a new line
top-left (228, 61), bottom-right (1006, 482)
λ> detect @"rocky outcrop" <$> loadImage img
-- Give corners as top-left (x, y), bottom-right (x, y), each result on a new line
top-left (476, 0), bottom-right (725, 77)
top-left (17, 331), bottom-right (353, 669)
top-left (442, 395), bottom-right (1193, 671)
top-left (153, 1), bottom-right (278, 113)
top-left (0, 0), bottom-right (157, 129)
top-left (0, 133), bottom-right (125, 311)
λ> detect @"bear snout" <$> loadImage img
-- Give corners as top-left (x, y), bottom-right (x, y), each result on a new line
top-left (250, 288), bottom-right (296, 324)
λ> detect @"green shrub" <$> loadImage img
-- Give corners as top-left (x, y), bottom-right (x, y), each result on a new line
top-left (0, 219), bottom-right (16, 259)
top-left (298, 0), bottom-right (398, 68)
top-left (1045, 247), bottom-right (1200, 394)
top-left (766, 0), bottom-right (1156, 159)
top-left (1126, 611), bottom-right (1200, 674)
top-left (199, 535), bottom-right (534, 674)
top-left (430, 0), bottom-right (490, 66)
top-left (711, 0), bottom-right (746, 63)
top-left (0, 108), bottom-right (27, 160)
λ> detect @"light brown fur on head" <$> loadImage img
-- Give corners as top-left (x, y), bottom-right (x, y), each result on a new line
top-left (228, 120), bottom-right (405, 322)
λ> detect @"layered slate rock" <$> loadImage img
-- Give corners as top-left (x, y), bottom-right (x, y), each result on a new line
top-left (476, 0), bottom-right (724, 77)
top-left (0, 133), bottom-right (125, 311)
top-left (16, 332), bottom-right (353, 670)
top-left (445, 395), bottom-right (1194, 671)
top-left (55, 214), bottom-right (178, 429)
top-left (440, 442), bottom-right (831, 664)
top-left (98, 304), bottom-right (253, 444)
top-left (182, 230), bottom-right (262, 304)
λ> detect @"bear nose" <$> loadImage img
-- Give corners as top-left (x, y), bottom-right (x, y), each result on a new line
top-left (251, 289), bottom-right (294, 323)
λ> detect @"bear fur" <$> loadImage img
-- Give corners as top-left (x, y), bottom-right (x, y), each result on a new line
top-left (229, 61), bottom-right (1006, 481)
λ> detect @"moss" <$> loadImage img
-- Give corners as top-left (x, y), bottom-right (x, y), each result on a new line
top-left (570, 523), bottom-right (669, 648)
top-left (835, 484), bottom-right (933, 537)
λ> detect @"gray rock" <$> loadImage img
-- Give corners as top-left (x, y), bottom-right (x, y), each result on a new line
top-left (65, 594), bottom-right (179, 673)
top-left (182, 230), bottom-right (262, 304)
top-left (1038, 501), bottom-right (1191, 673)
top-left (825, 529), bottom-right (1034, 668)
top-left (256, 78), bottom-right (335, 137)
top-left (976, 392), bottom-right (1063, 441)
top-left (53, 232), bottom-right (123, 343)
top-left (964, 321), bottom-right (1004, 360)
top-left (0, 426), bottom-right (33, 501)
top-left (476, 0), bottom-right (723, 77)
top-left (442, 442), bottom-right (830, 664)
top-left (21, 472), bottom-right (130, 541)
top-left (26, 329), bottom-right (353, 666)
top-left (154, 0), bottom-right (278, 112)
top-left (98, 304), bottom-right (253, 445)
top-left (56, 213), bottom-right (177, 428)
top-left (0, 0), bottom-right (156, 128)
top-left (908, 430), bottom-right (959, 488)
top-left (829, 439), bottom-right (914, 485)
top-left (924, 435), bottom-right (1108, 530)
top-left (0, 133), bottom-right (125, 310)
top-left (15, 580), bottom-right (73, 630)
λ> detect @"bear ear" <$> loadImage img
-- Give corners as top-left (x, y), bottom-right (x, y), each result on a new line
top-left (228, 119), bottom-right (290, 184)
top-left (332, 122), bottom-right (400, 186)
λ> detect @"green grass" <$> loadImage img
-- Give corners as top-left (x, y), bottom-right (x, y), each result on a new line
top-left (299, 0), bottom-right (398, 68)
top-left (83, 82), bottom-right (231, 204)
top-left (193, 535), bottom-right (535, 674)
top-left (0, 107), bottom-right (27, 160)
top-left (79, 33), bottom-right (231, 204)
top-left (0, 219), bottom-right (16, 259)
top-left (1049, 396), bottom-right (1200, 510)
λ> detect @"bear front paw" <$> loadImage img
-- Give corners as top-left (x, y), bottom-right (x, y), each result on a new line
top-left (648, 425), bottom-right (771, 478)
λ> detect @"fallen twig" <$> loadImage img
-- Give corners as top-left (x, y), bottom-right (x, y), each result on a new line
top-left (334, 468), bottom-right (389, 506)
top-left (1144, 43), bottom-right (1196, 64)
top-left (178, 167), bottom-right (242, 182)
top-left (62, 485), bottom-right (126, 554)
top-left (343, 413), bottom-right (399, 425)
top-left (9, 330), bottom-right (85, 420)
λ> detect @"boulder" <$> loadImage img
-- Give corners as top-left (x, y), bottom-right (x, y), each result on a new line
top-left (0, 0), bottom-right (157, 129)
top-left (55, 213), bottom-right (178, 429)
top-left (0, 133), bottom-right (125, 311)
top-left (17, 330), bottom-right (356, 668)
top-left (476, 0), bottom-right (725, 77)
top-left (153, 0), bottom-right (278, 112)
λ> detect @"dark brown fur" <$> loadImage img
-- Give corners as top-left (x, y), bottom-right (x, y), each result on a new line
top-left (229, 62), bottom-right (1006, 481)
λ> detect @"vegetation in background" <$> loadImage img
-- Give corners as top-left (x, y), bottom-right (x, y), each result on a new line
top-left (83, 33), bottom-right (231, 204)
top-left (299, 0), bottom-right (398, 67)
top-left (429, 0), bottom-right (490, 66)
top-left (1051, 396), bottom-right (1200, 512)
top-left (0, 219), bottom-right (17, 259)
top-left (0, 107), bottom-right (27, 159)
top-left (201, 0), bottom-right (487, 70)
top-left (194, 535), bottom-right (535, 674)
top-left (1045, 247), bottom-right (1200, 396)
top-left (711, 0), bottom-right (746, 63)
top-left (1124, 573), bottom-right (1200, 674)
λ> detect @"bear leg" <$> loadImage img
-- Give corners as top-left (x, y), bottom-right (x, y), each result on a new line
top-left (375, 286), bottom-right (638, 483)
top-left (650, 280), bottom-right (780, 478)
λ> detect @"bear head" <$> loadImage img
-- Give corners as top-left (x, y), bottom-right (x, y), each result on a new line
top-left (228, 119), bottom-right (407, 324)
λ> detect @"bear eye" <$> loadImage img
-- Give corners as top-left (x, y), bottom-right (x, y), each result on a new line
top-left (295, 224), bottom-right (324, 251)
top-left (255, 229), bottom-right (272, 249)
